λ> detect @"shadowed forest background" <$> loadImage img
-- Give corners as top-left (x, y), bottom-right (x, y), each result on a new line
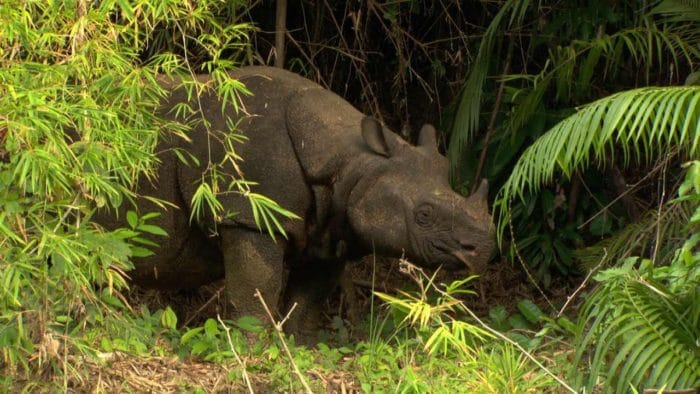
top-left (0, 0), bottom-right (698, 392)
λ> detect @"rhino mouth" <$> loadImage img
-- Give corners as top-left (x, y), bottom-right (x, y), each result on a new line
top-left (423, 239), bottom-right (479, 271)
top-left (450, 248), bottom-right (479, 272)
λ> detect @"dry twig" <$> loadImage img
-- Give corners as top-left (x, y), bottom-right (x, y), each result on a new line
top-left (216, 315), bottom-right (255, 394)
top-left (274, 0), bottom-right (287, 67)
top-left (556, 249), bottom-right (607, 318)
top-left (254, 289), bottom-right (313, 394)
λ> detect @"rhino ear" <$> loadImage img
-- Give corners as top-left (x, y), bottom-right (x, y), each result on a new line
top-left (417, 124), bottom-right (438, 152)
top-left (361, 116), bottom-right (397, 157)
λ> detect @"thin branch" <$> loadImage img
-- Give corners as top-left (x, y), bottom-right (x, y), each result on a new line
top-left (216, 315), bottom-right (255, 394)
top-left (322, 0), bottom-right (382, 118)
top-left (254, 289), bottom-right (313, 394)
top-left (460, 305), bottom-right (577, 393)
top-left (557, 249), bottom-right (607, 318)
top-left (577, 153), bottom-right (671, 230)
top-left (610, 164), bottom-right (641, 221)
top-left (507, 199), bottom-right (556, 311)
top-left (182, 285), bottom-right (225, 327)
top-left (274, 0), bottom-right (287, 68)
top-left (283, 32), bottom-right (326, 88)
top-left (473, 40), bottom-right (514, 190)
top-left (652, 154), bottom-right (670, 264)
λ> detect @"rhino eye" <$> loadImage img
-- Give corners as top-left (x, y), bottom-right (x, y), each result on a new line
top-left (415, 204), bottom-right (435, 228)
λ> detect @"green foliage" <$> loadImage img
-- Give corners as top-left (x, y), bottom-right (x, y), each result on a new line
top-left (0, 0), bottom-right (298, 379)
top-left (573, 259), bottom-right (700, 392)
top-left (505, 184), bottom-right (587, 284)
top-left (451, 1), bottom-right (699, 178)
top-left (180, 318), bottom-right (241, 362)
top-left (653, 0), bottom-right (700, 25)
top-left (99, 306), bottom-right (179, 356)
top-left (508, 21), bottom-right (699, 123)
top-left (374, 266), bottom-right (492, 357)
top-left (446, 0), bottom-right (699, 284)
top-left (571, 162), bottom-right (700, 392)
top-left (247, 192), bottom-right (300, 241)
top-left (494, 86), bottom-right (700, 279)
top-left (10, 288), bottom-right (566, 392)
top-left (487, 300), bottom-right (576, 354)
top-left (575, 200), bottom-right (692, 271)
top-left (447, 0), bottom-right (532, 156)
top-left (490, 74), bottom-right (700, 391)
top-left (467, 342), bottom-right (557, 393)
top-left (485, 22), bottom-right (700, 383)
top-left (364, 262), bottom-right (569, 392)
top-left (114, 210), bottom-right (168, 258)
top-left (496, 87), bottom-right (700, 213)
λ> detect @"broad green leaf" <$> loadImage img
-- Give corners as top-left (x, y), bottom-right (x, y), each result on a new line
top-left (136, 224), bottom-right (168, 237)
top-left (126, 210), bottom-right (138, 228)
top-left (517, 299), bottom-right (545, 324)
top-left (160, 307), bottom-right (178, 330)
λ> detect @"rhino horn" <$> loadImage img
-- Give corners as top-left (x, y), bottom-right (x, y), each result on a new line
top-left (466, 179), bottom-right (490, 219)
top-left (472, 178), bottom-right (489, 199)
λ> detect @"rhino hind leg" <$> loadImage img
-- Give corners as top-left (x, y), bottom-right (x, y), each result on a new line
top-left (283, 257), bottom-right (346, 342)
top-left (218, 227), bottom-right (288, 322)
top-left (172, 228), bottom-right (225, 287)
top-left (129, 227), bottom-right (224, 289)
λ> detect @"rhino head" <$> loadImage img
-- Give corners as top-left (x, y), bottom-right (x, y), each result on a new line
top-left (346, 117), bottom-right (496, 273)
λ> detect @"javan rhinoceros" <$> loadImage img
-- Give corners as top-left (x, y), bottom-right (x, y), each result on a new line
top-left (101, 66), bottom-right (495, 335)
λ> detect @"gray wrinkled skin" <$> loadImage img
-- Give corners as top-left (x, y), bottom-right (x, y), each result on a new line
top-left (98, 66), bottom-right (495, 336)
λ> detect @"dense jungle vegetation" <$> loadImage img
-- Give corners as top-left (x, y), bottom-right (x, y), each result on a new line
top-left (0, 0), bottom-right (698, 392)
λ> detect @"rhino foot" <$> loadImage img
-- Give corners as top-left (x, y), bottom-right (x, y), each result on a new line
top-left (283, 257), bottom-right (346, 344)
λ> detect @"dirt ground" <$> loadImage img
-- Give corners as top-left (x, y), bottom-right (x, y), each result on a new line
top-left (61, 351), bottom-right (361, 393)
top-left (129, 254), bottom-right (579, 341)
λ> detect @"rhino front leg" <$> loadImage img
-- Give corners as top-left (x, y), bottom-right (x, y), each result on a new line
top-left (219, 227), bottom-right (287, 323)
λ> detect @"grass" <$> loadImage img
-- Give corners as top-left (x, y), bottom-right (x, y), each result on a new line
top-left (2, 315), bottom-right (570, 393)
top-left (0, 260), bottom-right (577, 393)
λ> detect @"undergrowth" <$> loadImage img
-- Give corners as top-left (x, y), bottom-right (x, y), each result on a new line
top-left (1, 263), bottom-right (574, 393)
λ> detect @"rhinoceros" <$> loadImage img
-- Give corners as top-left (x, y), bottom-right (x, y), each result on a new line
top-left (101, 66), bottom-right (495, 334)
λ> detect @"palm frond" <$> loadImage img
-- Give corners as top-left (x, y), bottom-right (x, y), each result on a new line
top-left (505, 25), bottom-right (699, 137)
top-left (495, 86), bottom-right (700, 240)
top-left (573, 265), bottom-right (700, 391)
top-left (652, 0), bottom-right (700, 23)
top-left (447, 0), bottom-right (531, 171)
top-left (575, 201), bottom-right (693, 270)
top-left (651, 0), bottom-right (700, 47)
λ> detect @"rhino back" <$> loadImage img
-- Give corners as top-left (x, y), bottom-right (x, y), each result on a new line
top-left (233, 67), bottom-right (368, 181)
top-left (173, 67), bottom-right (320, 244)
